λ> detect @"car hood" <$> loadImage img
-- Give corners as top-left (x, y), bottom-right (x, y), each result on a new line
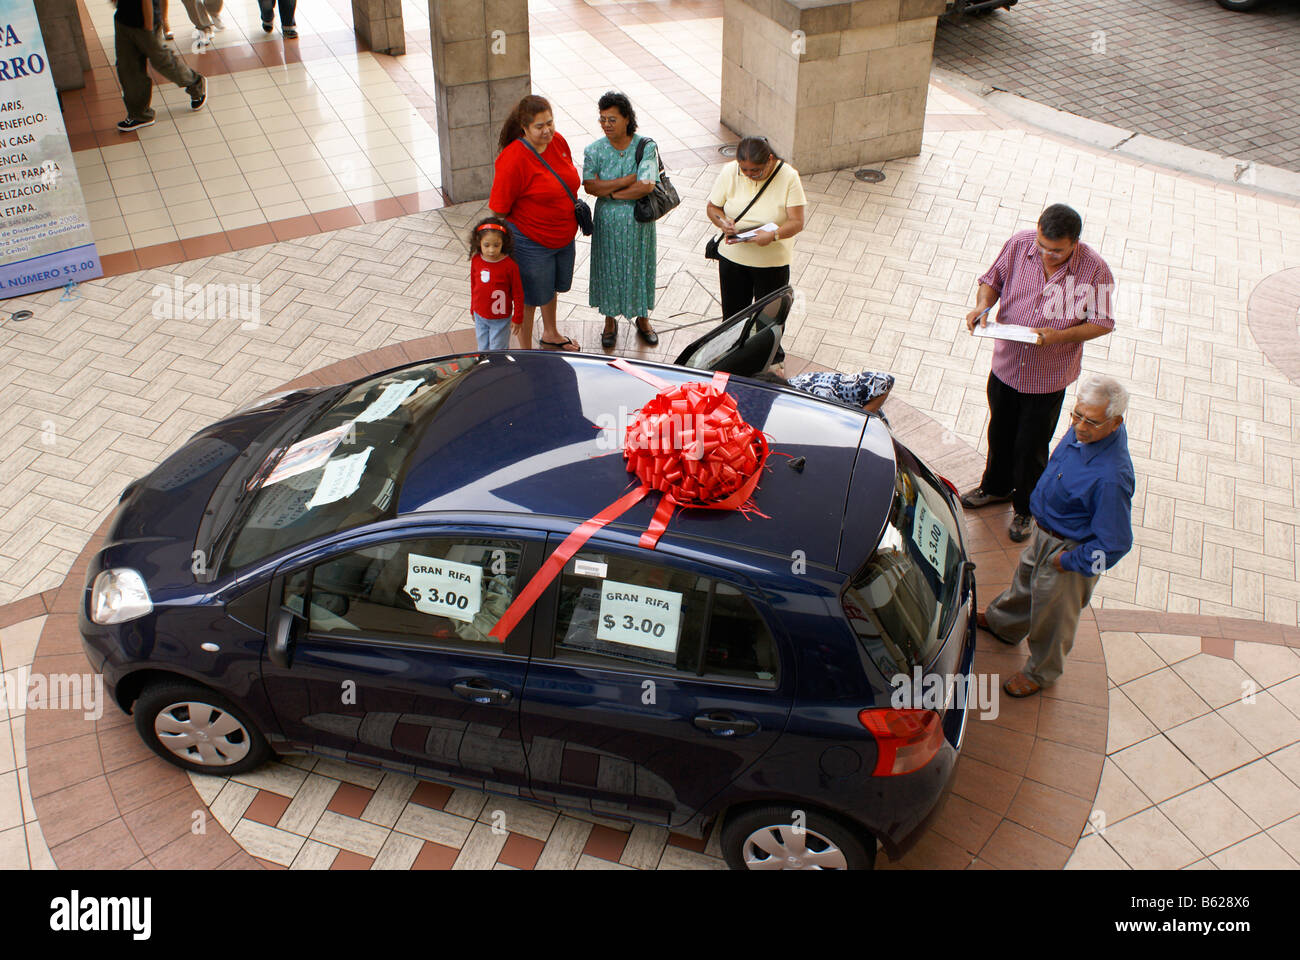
top-left (96, 396), bottom-right (316, 595)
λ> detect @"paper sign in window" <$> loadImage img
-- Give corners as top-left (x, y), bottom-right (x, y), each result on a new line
top-left (911, 499), bottom-right (949, 578)
top-left (405, 553), bottom-right (482, 624)
top-left (596, 580), bottom-right (682, 653)
top-left (306, 446), bottom-right (373, 509)
top-left (355, 380), bottom-right (422, 423)
top-left (265, 423), bottom-right (351, 487)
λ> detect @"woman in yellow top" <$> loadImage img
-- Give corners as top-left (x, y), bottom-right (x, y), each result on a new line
top-left (705, 136), bottom-right (806, 321)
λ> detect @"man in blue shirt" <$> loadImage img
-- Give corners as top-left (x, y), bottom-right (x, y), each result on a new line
top-left (978, 374), bottom-right (1135, 697)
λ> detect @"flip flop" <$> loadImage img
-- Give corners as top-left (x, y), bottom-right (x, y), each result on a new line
top-left (1003, 672), bottom-right (1041, 698)
top-left (539, 337), bottom-right (580, 352)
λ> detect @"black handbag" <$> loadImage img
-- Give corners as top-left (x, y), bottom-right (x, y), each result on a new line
top-left (705, 160), bottom-right (783, 261)
top-left (519, 136), bottom-right (593, 237)
top-left (632, 137), bottom-right (680, 223)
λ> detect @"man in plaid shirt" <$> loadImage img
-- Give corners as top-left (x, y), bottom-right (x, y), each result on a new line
top-left (961, 204), bottom-right (1116, 542)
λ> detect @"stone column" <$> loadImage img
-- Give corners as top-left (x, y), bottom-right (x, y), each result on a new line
top-left (34, 0), bottom-right (91, 92)
top-left (431, 0), bottom-right (531, 202)
top-left (352, 0), bottom-right (405, 56)
top-left (722, 0), bottom-right (944, 175)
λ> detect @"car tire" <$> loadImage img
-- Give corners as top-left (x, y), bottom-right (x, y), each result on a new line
top-left (1216, 0), bottom-right (1265, 9)
top-left (133, 681), bottom-right (270, 775)
top-left (721, 805), bottom-right (876, 871)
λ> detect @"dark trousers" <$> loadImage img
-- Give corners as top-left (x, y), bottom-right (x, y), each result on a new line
top-left (718, 256), bottom-right (789, 322)
top-left (980, 372), bottom-right (1066, 517)
top-left (114, 24), bottom-right (203, 122)
top-left (259, 0), bottom-right (297, 26)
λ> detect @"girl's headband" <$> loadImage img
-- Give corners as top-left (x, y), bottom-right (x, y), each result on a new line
top-left (476, 223), bottom-right (507, 233)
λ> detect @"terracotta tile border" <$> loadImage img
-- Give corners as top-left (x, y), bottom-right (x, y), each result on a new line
top-left (11, 334), bottom-right (1298, 870)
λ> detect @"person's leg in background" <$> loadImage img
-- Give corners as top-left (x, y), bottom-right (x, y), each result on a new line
top-left (177, 0), bottom-right (212, 33)
top-left (750, 264), bottom-right (790, 361)
top-left (203, 0), bottom-right (224, 28)
top-left (1010, 387), bottom-right (1066, 519)
top-left (115, 26), bottom-right (156, 123)
top-left (141, 27), bottom-right (205, 106)
top-left (979, 372), bottom-right (1020, 500)
top-left (277, 0), bottom-right (297, 36)
top-left (717, 256), bottom-right (755, 321)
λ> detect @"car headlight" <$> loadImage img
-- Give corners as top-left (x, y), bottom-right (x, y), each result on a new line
top-left (90, 569), bottom-right (153, 625)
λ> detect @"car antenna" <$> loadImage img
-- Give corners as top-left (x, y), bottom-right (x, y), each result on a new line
top-left (787, 456), bottom-right (805, 472)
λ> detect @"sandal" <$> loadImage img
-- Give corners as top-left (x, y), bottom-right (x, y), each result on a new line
top-left (539, 336), bottom-right (580, 352)
top-left (1003, 672), bottom-right (1042, 698)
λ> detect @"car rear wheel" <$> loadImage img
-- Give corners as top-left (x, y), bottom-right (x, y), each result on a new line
top-left (1216, 0), bottom-right (1265, 9)
top-left (133, 681), bottom-right (270, 775)
top-left (721, 805), bottom-right (876, 870)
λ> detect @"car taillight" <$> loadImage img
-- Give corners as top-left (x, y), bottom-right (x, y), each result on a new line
top-left (938, 475), bottom-right (959, 497)
top-left (858, 708), bottom-right (945, 776)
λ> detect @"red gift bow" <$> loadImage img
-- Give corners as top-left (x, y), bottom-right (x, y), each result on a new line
top-left (487, 360), bottom-right (770, 642)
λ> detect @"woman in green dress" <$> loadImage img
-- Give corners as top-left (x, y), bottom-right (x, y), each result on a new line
top-left (582, 91), bottom-right (660, 349)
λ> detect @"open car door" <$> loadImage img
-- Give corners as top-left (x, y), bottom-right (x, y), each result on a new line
top-left (673, 286), bottom-right (793, 376)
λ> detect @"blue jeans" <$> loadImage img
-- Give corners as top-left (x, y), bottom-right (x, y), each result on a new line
top-left (474, 312), bottom-right (512, 351)
top-left (507, 221), bottom-right (575, 307)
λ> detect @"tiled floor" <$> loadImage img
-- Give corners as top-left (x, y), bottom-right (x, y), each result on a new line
top-left (1068, 633), bottom-right (1300, 869)
top-left (2, 0), bottom-right (1300, 869)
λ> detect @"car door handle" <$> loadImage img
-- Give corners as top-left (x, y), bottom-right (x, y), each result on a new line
top-left (452, 679), bottom-right (513, 705)
top-left (693, 712), bottom-right (760, 737)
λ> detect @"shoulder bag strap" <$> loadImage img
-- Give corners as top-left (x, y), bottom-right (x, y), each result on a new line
top-left (518, 136), bottom-right (578, 204)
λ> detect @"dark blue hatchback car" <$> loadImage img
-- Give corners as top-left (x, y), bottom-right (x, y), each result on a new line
top-left (79, 342), bottom-right (976, 870)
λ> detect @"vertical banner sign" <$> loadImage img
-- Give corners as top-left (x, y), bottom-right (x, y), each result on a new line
top-left (0, 0), bottom-right (101, 296)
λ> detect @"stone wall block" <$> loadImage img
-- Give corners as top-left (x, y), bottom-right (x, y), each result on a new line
top-left (849, 0), bottom-right (902, 29)
top-left (434, 0), bottom-right (488, 42)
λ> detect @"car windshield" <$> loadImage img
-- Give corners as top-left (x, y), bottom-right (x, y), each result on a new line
top-left (842, 446), bottom-right (963, 677)
top-left (221, 357), bottom-right (479, 574)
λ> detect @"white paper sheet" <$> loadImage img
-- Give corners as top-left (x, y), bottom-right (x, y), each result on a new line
top-left (973, 322), bottom-right (1041, 344)
top-left (355, 380), bottom-right (422, 423)
top-left (305, 446), bottom-right (373, 509)
top-left (596, 579), bottom-right (683, 653)
top-left (405, 553), bottom-right (482, 624)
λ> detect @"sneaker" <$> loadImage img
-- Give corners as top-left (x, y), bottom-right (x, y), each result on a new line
top-left (283, 26), bottom-right (298, 38)
top-left (190, 75), bottom-right (207, 110)
top-left (1009, 513), bottom-right (1033, 542)
top-left (116, 117), bottom-right (155, 132)
top-left (261, 19), bottom-right (273, 32)
top-left (960, 486), bottom-right (1012, 509)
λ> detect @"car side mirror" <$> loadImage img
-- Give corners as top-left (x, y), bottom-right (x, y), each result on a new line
top-left (269, 604), bottom-right (304, 669)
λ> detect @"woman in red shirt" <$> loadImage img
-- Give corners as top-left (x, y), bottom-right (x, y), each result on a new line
top-left (489, 96), bottom-right (582, 351)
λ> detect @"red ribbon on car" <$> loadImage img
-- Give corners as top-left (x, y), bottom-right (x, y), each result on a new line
top-left (487, 359), bottom-right (770, 641)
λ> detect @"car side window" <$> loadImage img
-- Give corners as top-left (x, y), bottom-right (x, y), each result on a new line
top-left (291, 537), bottom-right (524, 649)
top-left (553, 550), bottom-right (778, 685)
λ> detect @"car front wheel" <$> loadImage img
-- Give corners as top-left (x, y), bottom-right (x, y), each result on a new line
top-left (721, 805), bottom-right (876, 870)
top-left (1216, 0), bottom-right (1266, 10)
top-left (133, 681), bottom-right (270, 775)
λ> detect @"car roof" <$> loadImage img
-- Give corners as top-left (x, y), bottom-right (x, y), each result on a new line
top-left (396, 353), bottom-right (896, 571)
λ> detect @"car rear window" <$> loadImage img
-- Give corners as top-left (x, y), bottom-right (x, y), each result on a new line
top-left (841, 447), bottom-right (963, 677)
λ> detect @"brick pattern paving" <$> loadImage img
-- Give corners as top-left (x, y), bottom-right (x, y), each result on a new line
top-left (934, 0), bottom-right (1300, 172)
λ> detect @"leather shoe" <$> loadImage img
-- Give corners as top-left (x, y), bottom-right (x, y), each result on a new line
top-left (601, 321), bottom-right (616, 350)
top-left (635, 319), bottom-right (659, 346)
